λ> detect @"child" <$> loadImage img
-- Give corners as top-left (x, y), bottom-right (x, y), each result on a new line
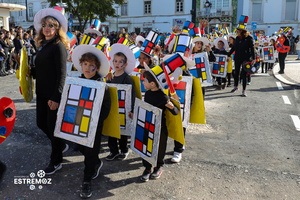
top-left (261, 40), bottom-right (269, 73)
top-left (140, 71), bottom-right (179, 182)
top-left (72, 44), bottom-right (111, 199)
top-left (106, 43), bottom-right (136, 161)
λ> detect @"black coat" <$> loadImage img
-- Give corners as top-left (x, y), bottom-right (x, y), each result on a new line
top-left (229, 35), bottom-right (255, 62)
top-left (34, 37), bottom-right (67, 102)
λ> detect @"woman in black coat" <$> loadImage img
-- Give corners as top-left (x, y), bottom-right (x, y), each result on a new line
top-left (228, 29), bottom-right (255, 97)
top-left (33, 8), bottom-right (69, 175)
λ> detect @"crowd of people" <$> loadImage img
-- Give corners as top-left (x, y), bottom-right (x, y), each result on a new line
top-left (1, 6), bottom-right (298, 199)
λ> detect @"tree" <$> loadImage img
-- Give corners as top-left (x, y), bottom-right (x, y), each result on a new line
top-left (48, 0), bottom-right (124, 31)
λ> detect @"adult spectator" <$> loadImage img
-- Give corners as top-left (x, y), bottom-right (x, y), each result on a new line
top-left (204, 0), bottom-right (212, 17)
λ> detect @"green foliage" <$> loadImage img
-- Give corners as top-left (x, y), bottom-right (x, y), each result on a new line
top-left (47, 0), bottom-right (124, 31)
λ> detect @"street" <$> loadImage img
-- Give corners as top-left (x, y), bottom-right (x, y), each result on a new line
top-left (0, 59), bottom-right (300, 200)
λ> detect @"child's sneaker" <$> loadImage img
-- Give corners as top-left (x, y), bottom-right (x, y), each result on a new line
top-left (117, 152), bottom-right (129, 160)
top-left (62, 143), bottom-right (69, 153)
top-left (44, 163), bottom-right (62, 175)
top-left (140, 169), bottom-right (152, 182)
top-left (150, 167), bottom-right (163, 179)
top-left (80, 181), bottom-right (92, 199)
top-left (105, 153), bottom-right (119, 161)
top-left (92, 160), bottom-right (103, 180)
top-left (171, 152), bottom-right (182, 163)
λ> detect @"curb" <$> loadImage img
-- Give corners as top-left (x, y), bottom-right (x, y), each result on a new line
top-left (272, 62), bottom-right (300, 86)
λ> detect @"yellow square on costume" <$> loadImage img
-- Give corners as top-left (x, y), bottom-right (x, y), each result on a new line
top-left (119, 113), bottom-right (125, 126)
top-left (147, 138), bottom-right (153, 152)
top-left (202, 72), bottom-right (207, 80)
top-left (80, 117), bottom-right (90, 132)
top-left (152, 65), bottom-right (163, 75)
top-left (220, 68), bottom-right (224, 73)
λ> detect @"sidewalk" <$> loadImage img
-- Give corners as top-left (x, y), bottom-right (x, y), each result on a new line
top-left (273, 54), bottom-right (300, 86)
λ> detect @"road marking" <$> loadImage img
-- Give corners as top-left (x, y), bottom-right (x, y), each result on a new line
top-left (290, 115), bottom-right (300, 131)
top-left (282, 95), bottom-right (291, 104)
top-left (276, 82), bottom-right (284, 90)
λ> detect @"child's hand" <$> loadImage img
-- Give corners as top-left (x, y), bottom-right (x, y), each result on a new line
top-left (128, 112), bottom-right (133, 119)
top-left (165, 100), bottom-right (174, 110)
top-left (106, 72), bottom-right (113, 81)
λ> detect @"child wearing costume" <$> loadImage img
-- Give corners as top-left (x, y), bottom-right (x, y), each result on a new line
top-left (106, 43), bottom-right (136, 161)
top-left (71, 44), bottom-right (111, 199)
top-left (140, 71), bottom-right (179, 182)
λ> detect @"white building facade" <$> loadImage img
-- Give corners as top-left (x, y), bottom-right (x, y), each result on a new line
top-left (238, 0), bottom-right (300, 36)
top-left (106, 0), bottom-right (194, 33)
top-left (7, 0), bottom-right (50, 29)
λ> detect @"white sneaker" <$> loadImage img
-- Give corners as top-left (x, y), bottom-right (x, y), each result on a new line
top-left (171, 152), bottom-right (182, 163)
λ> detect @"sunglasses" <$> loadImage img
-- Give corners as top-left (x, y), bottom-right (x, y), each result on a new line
top-left (42, 24), bottom-right (55, 28)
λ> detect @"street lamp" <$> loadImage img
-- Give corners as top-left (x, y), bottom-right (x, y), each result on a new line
top-left (115, 5), bottom-right (119, 32)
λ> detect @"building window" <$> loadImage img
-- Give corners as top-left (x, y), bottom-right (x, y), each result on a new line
top-left (41, 2), bottom-right (47, 9)
top-left (18, 11), bottom-right (23, 17)
top-left (121, 3), bottom-right (128, 16)
top-left (285, 0), bottom-right (297, 20)
top-left (29, 6), bottom-right (33, 18)
top-left (176, 0), bottom-right (184, 12)
top-left (252, 1), bottom-right (262, 22)
top-left (144, 1), bottom-right (151, 14)
top-left (210, 0), bottom-right (230, 9)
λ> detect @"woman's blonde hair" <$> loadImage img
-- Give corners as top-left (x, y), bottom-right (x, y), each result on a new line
top-left (35, 16), bottom-right (70, 50)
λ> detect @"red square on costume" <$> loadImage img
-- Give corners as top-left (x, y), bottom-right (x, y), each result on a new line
top-left (85, 101), bottom-right (93, 109)
top-left (175, 81), bottom-right (186, 90)
top-left (145, 122), bottom-right (149, 129)
top-left (149, 124), bottom-right (155, 133)
top-left (62, 122), bottom-right (74, 133)
top-left (79, 100), bottom-right (85, 107)
top-left (119, 100), bottom-right (125, 108)
top-left (134, 139), bottom-right (143, 151)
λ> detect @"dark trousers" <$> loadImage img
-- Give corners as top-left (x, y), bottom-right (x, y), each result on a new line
top-left (261, 62), bottom-right (268, 73)
top-left (278, 52), bottom-right (287, 72)
top-left (143, 126), bottom-right (168, 170)
top-left (233, 60), bottom-right (247, 90)
top-left (227, 73), bottom-right (232, 85)
top-left (79, 130), bottom-right (102, 182)
top-left (173, 127), bottom-right (186, 153)
top-left (108, 135), bottom-right (129, 154)
top-left (36, 96), bottom-right (65, 165)
top-left (216, 77), bottom-right (226, 85)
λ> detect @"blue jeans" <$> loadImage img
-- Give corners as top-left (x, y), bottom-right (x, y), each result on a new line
top-left (297, 50), bottom-right (300, 59)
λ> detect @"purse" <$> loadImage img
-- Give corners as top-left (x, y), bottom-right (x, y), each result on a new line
top-left (242, 61), bottom-right (256, 74)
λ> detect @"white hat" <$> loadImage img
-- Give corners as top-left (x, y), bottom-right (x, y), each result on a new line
top-left (72, 44), bottom-right (109, 77)
top-left (191, 37), bottom-right (210, 51)
top-left (83, 28), bottom-right (102, 37)
top-left (213, 37), bottom-right (229, 50)
top-left (135, 35), bottom-right (145, 46)
top-left (108, 43), bottom-right (136, 74)
top-left (192, 37), bottom-right (210, 46)
top-left (34, 8), bottom-right (68, 33)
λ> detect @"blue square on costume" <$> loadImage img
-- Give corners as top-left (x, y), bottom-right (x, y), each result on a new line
top-left (140, 80), bottom-right (146, 92)
top-left (177, 90), bottom-right (186, 104)
top-left (213, 64), bottom-right (219, 70)
top-left (175, 45), bottom-right (186, 53)
top-left (63, 105), bottom-right (77, 123)
top-left (135, 125), bottom-right (145, 141)
top-left (0, 126), bottom-right (6, 135)
top-left (81, 87), bottom-right (91, 100)
top-left (189, 69), bottom-right (198, 77)
top-left (145, 111), bottom-right (153, 123)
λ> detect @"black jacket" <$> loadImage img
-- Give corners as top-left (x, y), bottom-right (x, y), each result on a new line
top-left (34, 37), bottom-right (67, 102)
top-left (228, 35), bottom-right (255, 62)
